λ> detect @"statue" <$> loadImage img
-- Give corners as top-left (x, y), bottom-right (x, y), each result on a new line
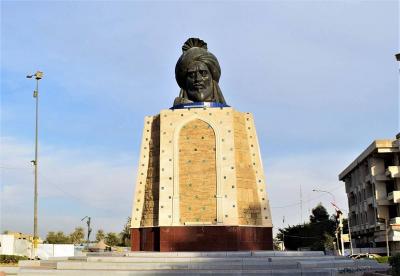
top-left (174, 38), bottom-right (227, 107)
top-left (131, 37), bottom-right (273, 252)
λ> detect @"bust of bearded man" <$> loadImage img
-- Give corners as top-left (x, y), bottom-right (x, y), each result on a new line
top-left (173, 38), bottom-right (227, 107)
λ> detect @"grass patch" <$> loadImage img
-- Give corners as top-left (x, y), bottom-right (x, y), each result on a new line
top-left (375, 256), bottom-right (389, 263)
top-left (0, 255), bottom-right (29, 264)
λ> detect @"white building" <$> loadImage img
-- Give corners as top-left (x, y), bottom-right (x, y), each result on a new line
top-left (339, 133), bottom-right (400, 253)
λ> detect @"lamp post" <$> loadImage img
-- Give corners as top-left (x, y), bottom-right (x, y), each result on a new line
top-left (312, 189), bottom-right (336, 205)
top-left (386, 218), bottom-right (390, 257)
top-left (26, 71), bottom-right (43, 259)
top-left (312, 189), bottom-right (346, 256)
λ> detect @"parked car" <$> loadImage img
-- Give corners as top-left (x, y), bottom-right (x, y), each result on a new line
top-left (349, 253), bottom-right (382, 259)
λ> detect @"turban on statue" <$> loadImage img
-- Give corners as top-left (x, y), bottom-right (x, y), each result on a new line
top-left (174, 38), bottom-right (226, 105)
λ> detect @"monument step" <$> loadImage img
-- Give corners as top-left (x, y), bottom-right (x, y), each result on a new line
top-left (55, 261), bottom-right (301, 270)
top-left (17, 268), bottom-right (337, 276)
top-left (81, 256), bottom-right (337, 263)
top-left (15, 251), bottom-right (389, 276)
top-left (122, 251), bottom-right (325, 258)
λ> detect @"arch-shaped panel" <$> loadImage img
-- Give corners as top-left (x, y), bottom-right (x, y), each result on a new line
top-left (178, 119), bottom-right (217, 224)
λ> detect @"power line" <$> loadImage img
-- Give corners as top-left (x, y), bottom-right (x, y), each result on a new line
top-left (281, 234), bottom-right (320, 240)
top-left (271, 184), bottom-right (344, 209)
top-left (0, 165), bottom-right (32, 170)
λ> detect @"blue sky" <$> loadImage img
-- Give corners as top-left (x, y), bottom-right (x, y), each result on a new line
top-left (1, 1), bottom-right (399, 238)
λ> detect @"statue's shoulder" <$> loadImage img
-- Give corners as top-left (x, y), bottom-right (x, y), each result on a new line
top-left (173, 97), bottom-right (192, 107)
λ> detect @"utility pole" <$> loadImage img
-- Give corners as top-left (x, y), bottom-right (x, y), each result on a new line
top-left (282, 216), bottom-right (285, 251)
top-left (27, 71), bottom-right (43, 259)
top-left (386, 218), bottom-right (390, 257)
top-left (338, 210), bottom-right (345, 256)
top-left (335, 228), bottom-right (340, 256)
top-left (347, 215), bottom-right (354, 255)
top-left (300, 184), bottom-right (303, 224)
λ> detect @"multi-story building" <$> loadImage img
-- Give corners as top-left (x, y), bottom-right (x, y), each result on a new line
top-left (339, 134), bottom-right (400, 253)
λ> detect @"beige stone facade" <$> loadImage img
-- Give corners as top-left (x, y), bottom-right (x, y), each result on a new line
top-left (339, 133), bottom-right (400, 253)
top-left (131, 107), bottom-right (272, 228)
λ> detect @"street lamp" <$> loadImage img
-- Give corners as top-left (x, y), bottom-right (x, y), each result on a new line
top-left (27, 71), bottom-right (43, 259)
top-left (312, 189), bottom-right (349, 256)
top-left (312, 189), bottom-right (336, 204)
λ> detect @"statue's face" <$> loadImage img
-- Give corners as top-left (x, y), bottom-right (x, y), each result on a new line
top-left (185, 61), bottom-right (213, 102)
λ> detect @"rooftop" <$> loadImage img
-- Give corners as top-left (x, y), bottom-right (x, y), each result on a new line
top-left (339, 135), bottom-right (399, 180)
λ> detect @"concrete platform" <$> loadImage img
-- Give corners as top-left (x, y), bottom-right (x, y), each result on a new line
top-left (14, 251), bottom-right (389, 276)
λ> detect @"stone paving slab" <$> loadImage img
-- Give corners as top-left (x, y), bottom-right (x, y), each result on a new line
top-left (17, 268), bottom-right (337, 276)
top-left (0, 266), bottom-right (19, 275)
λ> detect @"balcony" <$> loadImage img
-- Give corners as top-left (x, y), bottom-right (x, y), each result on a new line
top-left (376, 198), bottom-right (392, 205)
top-left (387, 166), bottom-right (400, 178)
top-left (390, 217), bottom-right (400, 225)
top-left (374, 174), bottom-right (390, 181)
top-left (387, 191), bottom-right (400, 203)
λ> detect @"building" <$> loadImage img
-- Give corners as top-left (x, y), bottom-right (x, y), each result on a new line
top-left (339, 133), bottom-right (400, 253)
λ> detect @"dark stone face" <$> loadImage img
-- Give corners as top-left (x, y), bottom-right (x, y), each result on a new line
top-left (185, 61), bottom-right (213, 102)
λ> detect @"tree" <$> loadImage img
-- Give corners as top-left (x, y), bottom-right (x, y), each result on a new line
top-left (45, 231), bottom-right (71, 244)
top-left (105, 232), bottom-right (120, 246)
top-left (323, 233), bottom-right (336, 250)
top-left (120, 217), bottom-right (131, 247)
top-left (69, 227), bottom-right (85, 244)
top-left (309, 203), bottom-right (330, 223)
top-left (276, 203), bottom-right (336, 251)
top-left (96, 229), bottom-right (105, 242)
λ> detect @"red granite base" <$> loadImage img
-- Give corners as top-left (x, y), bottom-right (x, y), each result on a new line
top-left (131, 226), bottom-right (273, 251)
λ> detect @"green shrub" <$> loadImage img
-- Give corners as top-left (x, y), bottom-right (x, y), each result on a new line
top-left (389, 253), bottom-right (400, 276)
top-left (0, 254), bottom-right (29, 264)
top-left (376, 256), bottom-right (389, 263)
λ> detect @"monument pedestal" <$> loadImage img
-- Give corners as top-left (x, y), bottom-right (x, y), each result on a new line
top-left (131, 226), bottom-right (272, 251)
top-left (130, 107), bottom-right (273, 251)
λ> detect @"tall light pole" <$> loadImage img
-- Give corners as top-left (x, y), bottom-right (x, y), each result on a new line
top-left (312, 189), bottom-right (345, 256)
top-left (27, 71), bottom-right (43, 259)
top-left (312, 189), bottom-right (354, 255)
top-left (312, 189), bottom-right (336, 205)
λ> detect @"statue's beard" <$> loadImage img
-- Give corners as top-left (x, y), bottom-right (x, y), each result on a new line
top-left (187, 86), bottom-right (213, 102)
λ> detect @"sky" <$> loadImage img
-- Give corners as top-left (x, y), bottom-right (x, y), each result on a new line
top-left (1, 1), bottom-right (399, 239)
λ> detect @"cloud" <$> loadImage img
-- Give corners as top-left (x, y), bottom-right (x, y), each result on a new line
top-left (1, 136), bottom-right (137, 237)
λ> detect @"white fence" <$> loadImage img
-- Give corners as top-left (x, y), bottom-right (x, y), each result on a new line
top-left (0, 235), bottom-right (74, 259)
top-left (37, 244), bottom-right (75, 259)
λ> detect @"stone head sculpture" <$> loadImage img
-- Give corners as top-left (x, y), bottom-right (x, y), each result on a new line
top-left (174, 38), bottom-right (226, 106)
